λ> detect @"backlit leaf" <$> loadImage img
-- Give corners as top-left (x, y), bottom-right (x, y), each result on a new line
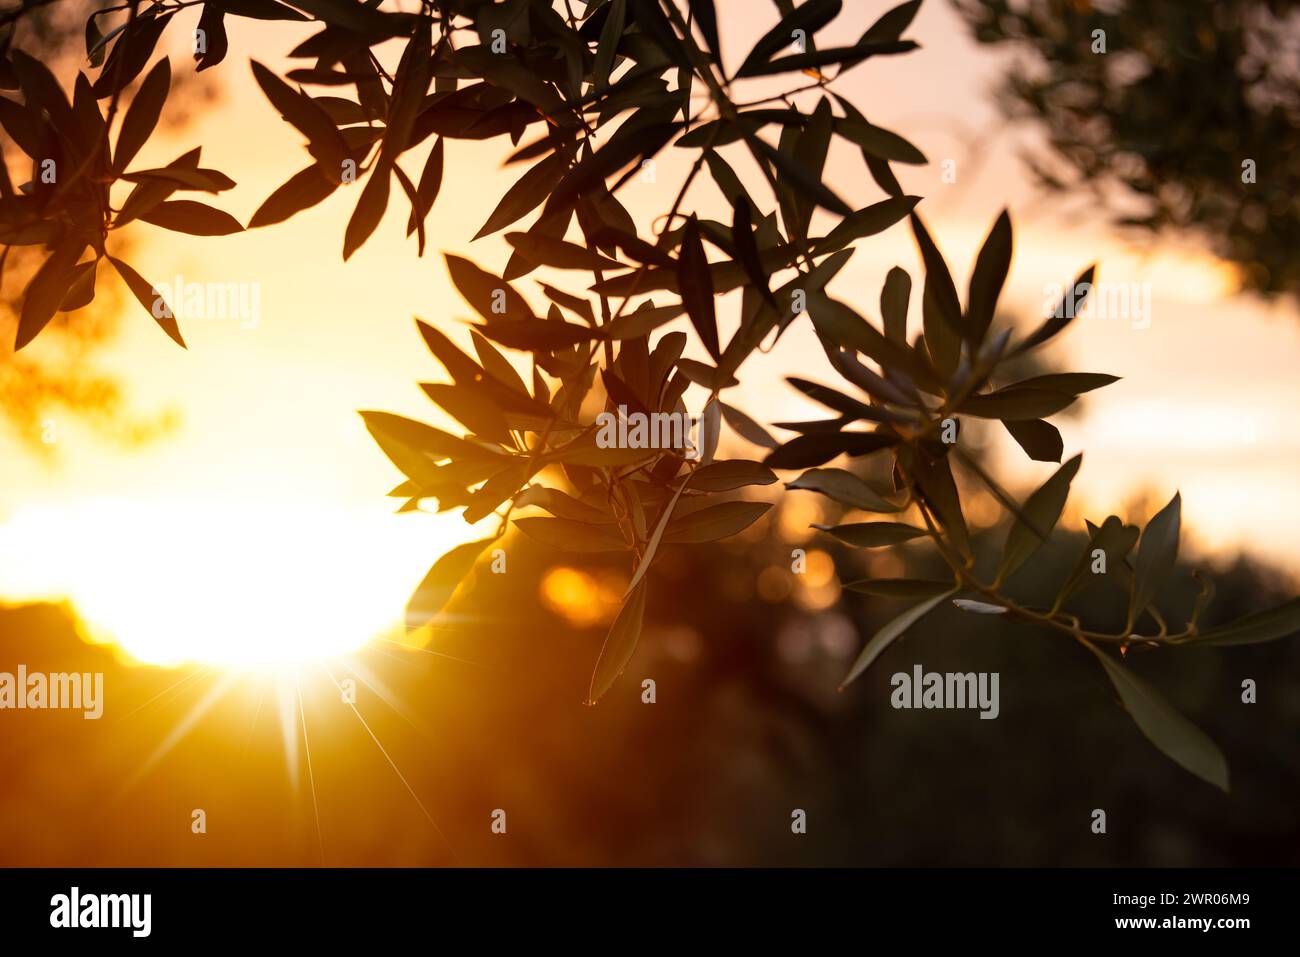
top-left (843, 578), bottom-right (953, 599)
top-left (764, 431), bottom-right (897, 470)
top-left (841, 589), bottom-right (957, 688)
top-left (1130, 491), bottom-right (1181, 624)
top-left (662, 500), bottom-right (772, 544)
top-left (1089, 643), bottom-right (1228, 792)
top-left (997, 453), bottom-right (1081, 580)
top-left (588, 581), bottom-right (648, 703)
top-left (1189, 597), bottom-right (1300, 647)
top-left (406, 537), bottom-right (498, 631)
top-left (813, 521), bottom-right (926, 547)
top-left (785, 467), bottom-right (901, 513)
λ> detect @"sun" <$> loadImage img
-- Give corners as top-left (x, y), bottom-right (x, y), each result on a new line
top-left (0, 498), bottom-right (455, 668)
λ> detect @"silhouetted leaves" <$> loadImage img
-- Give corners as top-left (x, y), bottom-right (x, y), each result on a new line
top-left (406, 536), bottom-right (498, 631)
top-left (0, 0), bottom-right (1285, 772)
top-left (842, 589), bottom-right (957, 688)
top-left (677, 215), bottom-right (719, 360)
top-left (785, 467), bottom-right (901, 512)
top-left (16, 237), bottom-right (88, 350)
top-left (966, 209), bottom-right (1011, 345)
top-left (1056, 515), bottom-right (1138, 606)
top-left (997, 453), bottom-right (1081, 581)
top-left (814, 521), bottom-right (926, 547)
top-left (107, 255), bottom-right (185, 348)
top-left (962, 387), bottom-right (1076, 421)
top-left (843, 577), bottom-right (954, 599)
top-left (1014, 265), bottom-right (1096, 355)
top-left (1088, 642), bottom-right (1228, 792)
top-left (114, 57), bottom-right (170, 173)
top-left (250, 165), bottom-right (338, 228)
top-left (1189, 598), bottom-right (1300, 647)
top-left (662, 500), bottom-right (771, 544)
top-left (1003, 419), bottom-right (1064, 463)
top-left (446, 254), bottom-right (536, 321)
top-left (139, 200), bottom-right (244, 235)
top-left (251, 59), bottom-right (351, 177)
top-left (343, 167), bottom-right (389, 259)
top-left (735, 0), bottom-right (842, 78)
top-left (765, 431), bottom-right (897, 469)
top-left (588, 581), bottom-right (648, 704)
top-left (686, 460), bottom-right (777, 491)
top-left (1130, 492), bottom-right (1181, 625)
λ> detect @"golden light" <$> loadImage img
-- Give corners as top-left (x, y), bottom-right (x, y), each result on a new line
top-left (0, 498), bottom-right (451, 668)
top-left (539, 565), bottom-right (624, 628)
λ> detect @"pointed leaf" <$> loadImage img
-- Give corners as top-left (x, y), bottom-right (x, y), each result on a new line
top-left (720, 401), bottom-right (778, 449)
top-left (343, 168), bottom-right (390, 259)
top-left (678, 215), bottom-right (719, 360)
top-left (785, 467), bottom-right (901, 513)
top-left (735, 0), bottom-right (841, 79)
top-left (966, 209), bottom-right (1011, 345)
top-left (1056, 515), bottom-right (1139, 606)
top-left (997, 453), bottom-right (1082, 580)
top-left (406, 537), bottom-right (498, 630)
top-left (114, 56), bottom-right (170, 173)
top-left (1003, 419), bottom-right (1063, 463)
top-left (962, 387), bottom-right (1076, 421)
top-left (138, 200), bottom-right (243, 235)
top-left (662, 500), bottom-right (771, 544)
top-left (1014, 265), bottom-right (1096, 355)
top-left (1130, 492), bottom-right (1181, 623)
top-left (107, 255), bottom-right (184, 347)
top-left (841, 589), bottom-right (957, 688)
top-left (813, 521), bottom-right (926, 547)
top-left (249, 164), bottom-right (338, 228)
top-left (686, 460), bottom-right (777, 491)
top-left (514, 516), bottom-right (627, 552)
top-left (843, 578), bottom-right (953, 599)
top-left (16, 237), bottom-right (87, 349)
top-left (1189, 597), bottom-right (1300, 647)
top-left (764, 431), bottom-right (897, 470)
top-left (588, 580), bottom-right (648, 703)
top-left (1089, 643), bottom-right (1228, 792)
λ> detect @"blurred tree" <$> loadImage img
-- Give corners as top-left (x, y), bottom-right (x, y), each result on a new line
top-left (952, 0), bottom-right (1300, 297)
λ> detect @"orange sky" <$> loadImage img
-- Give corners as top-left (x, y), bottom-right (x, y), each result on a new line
top-left (2, 2), bottom-right (1297, 664)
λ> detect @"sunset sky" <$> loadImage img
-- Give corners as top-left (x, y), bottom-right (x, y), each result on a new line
top-left (2, 1), bottom-right (1297, 667)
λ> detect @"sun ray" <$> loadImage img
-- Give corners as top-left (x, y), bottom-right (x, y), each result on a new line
top-left (296, 678), bottom-right (326, 866)
top-left (119, 670), bottom-right (241, 796)
top-left (341, 658), bottom-right (438, 740)
top-left (120, 665), bottom-right (211, 720)
top-left (275, 675), bottom-right (301, 793)
top-left (375, 635), bottom-right (487, 668)
top-left (321, 664), bottom-right (457, 861)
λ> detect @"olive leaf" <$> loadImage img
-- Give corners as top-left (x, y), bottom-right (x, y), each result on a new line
top-left (814, 521), bottom-right (926, 547)
top-left (588, 581), bottom-right (649, 704)
top-left (996, 453), bottom-right (1082, 581)
top-left (1129, 491), bottom-right (1181, 625)
top-left (1087, 641), bottom-right (1229, 792)
top-left (1186, 597), bottom-right (1300, 647)
top-left (784, 467), bottom-right (901, 513)
top-left (841, 589), bottom-right (958, 689)
top-left (406, 536), bottom-right (499, 631)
